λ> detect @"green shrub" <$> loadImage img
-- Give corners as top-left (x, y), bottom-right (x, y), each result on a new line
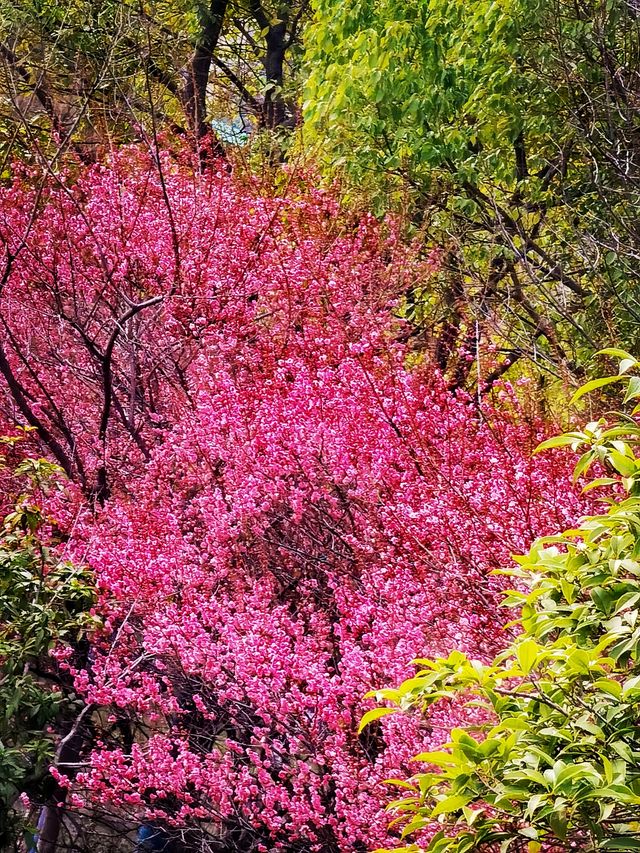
top-left (363, 350), bottom-right (640, 852)
top-left (0, 435), bottom-right (96, 848)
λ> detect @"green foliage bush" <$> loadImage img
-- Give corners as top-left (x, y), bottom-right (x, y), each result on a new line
top-left (0, 435), bottom-right (96, 848)
top-left (363, 350), bottom-right (640, 852)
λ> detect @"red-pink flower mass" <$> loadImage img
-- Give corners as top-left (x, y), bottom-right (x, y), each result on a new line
top-left (0, 153), bottom-right (582, 850)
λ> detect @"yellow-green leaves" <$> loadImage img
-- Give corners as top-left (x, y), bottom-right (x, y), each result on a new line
top-left (516, 638), bottom-right (540, 674)
top-left (430, 795), bottom-right (472, 817)
top-left (535, 358), bottom-right (640, 493)
top-left (571, 375), bottom-right (628, 404)
top-left (535, 432), bottom-right (586, 452)
top-left (570, 351), bottom-right (640, 412)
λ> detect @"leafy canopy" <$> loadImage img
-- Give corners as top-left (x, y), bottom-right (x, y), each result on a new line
top-left (303, 0), bottom-right (640, 382)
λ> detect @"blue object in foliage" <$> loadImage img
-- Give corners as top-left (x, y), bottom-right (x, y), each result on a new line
top-left (210, 117), bottom-right (251, 146)
top-left (136, 823), bottom-right (173, 851)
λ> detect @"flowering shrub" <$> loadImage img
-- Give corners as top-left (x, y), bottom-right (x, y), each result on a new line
top-left (0, 154), bottom-right (584, 851)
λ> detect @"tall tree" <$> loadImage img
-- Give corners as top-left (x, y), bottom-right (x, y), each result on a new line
top-left (303, 0), bottom-right (640, 389)
top-left (182, 0), bottom-right (229, 145)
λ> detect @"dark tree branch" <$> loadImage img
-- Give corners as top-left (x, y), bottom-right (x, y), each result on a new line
top-left (99, 296), bottom-right (164, 443)
top-left (232, 17), bottom-right (261, 52)
top-left (0, 343), bottom-right (77, 483)
top-left (92, 296), bottom-right (163, 505)
top-left (212, 55), bottom-right (261, 110)
top-left (514, 131), bottom-right (528, 181)
top-left (285, 0), bottom-right (311, 48)
top-left (248, 1), bottom-right (290, 128)
top-left (248, 0), bottom-right (270, 33)
top-left (0, 42), bottom-right (64, 137)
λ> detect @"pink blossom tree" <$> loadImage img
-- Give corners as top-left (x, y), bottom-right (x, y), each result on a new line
top-left (0, 153), bottom-right (584, 852)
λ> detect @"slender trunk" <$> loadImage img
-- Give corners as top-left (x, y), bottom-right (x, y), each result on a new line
top-left (36, 724), bottom-right (85, 853)
top-left (262, 22), bottom-right (287, 129)
top-left (250, 1), bottom-right (292, 130)
top-left (181, 0), bottom-right (229, 155)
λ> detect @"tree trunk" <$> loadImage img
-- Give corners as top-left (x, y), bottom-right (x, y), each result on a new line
top-left (36, 724), bottom-right (85, 853)
top-left (250, 1), bottom-right (292, 130)
top-left (263, 21), bottom-right (287, 129)
top-left (181, 0), bottom-right (229, 155)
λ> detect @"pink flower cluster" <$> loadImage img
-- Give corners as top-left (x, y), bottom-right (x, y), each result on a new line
top-left (0, 153), bottom-right (583, 850)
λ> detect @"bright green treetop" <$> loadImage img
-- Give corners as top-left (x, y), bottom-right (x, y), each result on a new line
top-left (303, 0), bottom-right (640, 383)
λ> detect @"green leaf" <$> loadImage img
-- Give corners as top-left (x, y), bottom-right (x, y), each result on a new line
top-left (358, 707), bottom-right (397, 733)
top-left (609, 450), bottom-right (636, 477)
top-left (413, 751), bottom-right (455, 766)
top-left (573, 450), bottom-right (595, 483)
top-left (611, 741), bottom-right (634, 762)
top-left (383, 778), bottom-right (418, 790)
top-left (619, 359), bottom-right (638, 376)
top-left (571, 376), bottom-right (624, 404)
top-left (591, 587), bottom-right (615, 615)
top-left (430, 795), bottom-right (472, 817)
top-left (593, 679), bottom-right (622, 699)
top-left (582, 477), bottom-right (619, 493)
top-left (549, 808), bottom-right (567, 841)
top-left (516, 638), bottom-right (539, 674)
top-left (517, 769), bottom-right (549, 787)
top-left (602, 755), bottom-right (614, 785)
top-left (534, 433), bottom-right (583, 453)
top-left (624, 376), bottom-right (640, 403)
top-left (597, 348), bottom-right (637, 363)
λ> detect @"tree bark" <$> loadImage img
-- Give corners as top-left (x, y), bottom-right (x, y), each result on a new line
top-left (263, 21), bottom-right (287, 129)
top-left (249, 1), bottom-right (290, 129)
top-left (181, 0), bottom-right (229, 154)
top-left (36, 713), bottom-right (88, 853)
